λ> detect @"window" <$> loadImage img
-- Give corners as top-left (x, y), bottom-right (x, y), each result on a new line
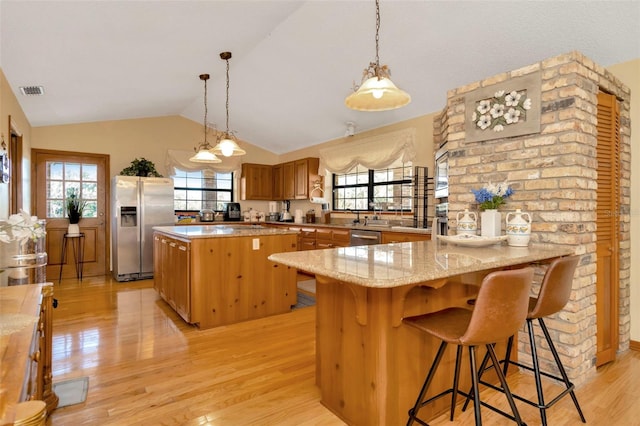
top-left (172, 169), bottom-right (233, 211)
top-left (332, 162), bottom-right (413, 211)
top-left (45, 161), bottom-right (98, 218)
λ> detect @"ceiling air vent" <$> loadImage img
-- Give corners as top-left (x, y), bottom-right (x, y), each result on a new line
top-left (19, 86), bottom-right (45, 96)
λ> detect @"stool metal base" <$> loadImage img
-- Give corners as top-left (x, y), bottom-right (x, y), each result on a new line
top-left (464, 318), bottom-right (586, 426)
top-left (407, 341), bottom-right (527, 426)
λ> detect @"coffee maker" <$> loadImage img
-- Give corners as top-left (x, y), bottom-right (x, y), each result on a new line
top-left (280, 200), bottom-right (293, 222)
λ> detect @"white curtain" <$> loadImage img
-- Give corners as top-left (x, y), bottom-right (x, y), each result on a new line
top-left (165, 149), bottom-right (242, 175)
top-left (318, 128), bottom-right (416, 175)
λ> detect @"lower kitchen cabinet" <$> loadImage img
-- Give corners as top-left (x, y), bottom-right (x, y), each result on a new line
top-left (380, 231), bottom-right (431, 244)
top-left (316, 227), bottom-right (350, 249)
top-left (154, 234), bottom-right (190, 322)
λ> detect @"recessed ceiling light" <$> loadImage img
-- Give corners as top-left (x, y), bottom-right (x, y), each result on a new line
top-left (19, 86), bottom-right (45, 96)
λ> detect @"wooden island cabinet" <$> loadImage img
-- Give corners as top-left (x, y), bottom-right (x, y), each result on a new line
top-left (153, 225), bottom-right (299, 329)
top-left (269, 242), bottom-right (574, 425)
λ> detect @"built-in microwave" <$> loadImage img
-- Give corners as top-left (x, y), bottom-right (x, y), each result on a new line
top-left (434, 147), bottom-right (448, 199)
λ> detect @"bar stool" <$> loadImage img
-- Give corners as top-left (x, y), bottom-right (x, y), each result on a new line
top-left (404, 267), bottom-right (534, 426)
top-left (467, 255), bottom-right (586, 425)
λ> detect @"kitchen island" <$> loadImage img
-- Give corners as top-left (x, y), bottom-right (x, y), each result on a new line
top-left (269, 240), bottom-right (575, 425)
top-left (153, 225), bottom-right (299, 329)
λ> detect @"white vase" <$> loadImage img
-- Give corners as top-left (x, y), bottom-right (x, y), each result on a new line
top-left (456, 209), bottom-right (478, 235)
top-left (480, 209), bottom-right (502, 237)
top-left (506, 209), bottom-right (532, 247)
top-left (68, 223), bottom-right (80, 235)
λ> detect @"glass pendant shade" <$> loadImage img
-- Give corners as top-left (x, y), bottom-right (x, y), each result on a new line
top-left (212, 136), bottom-right (246, 157)
top-left (345, 75), bottom-right (411, 111)
top-left (189, 147), bottom-right (221, 163)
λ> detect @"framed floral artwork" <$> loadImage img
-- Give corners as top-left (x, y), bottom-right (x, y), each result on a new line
top-left (0, 152), bottom-right (8, 184)
top-left (464, 71), bottom-right (541, 143)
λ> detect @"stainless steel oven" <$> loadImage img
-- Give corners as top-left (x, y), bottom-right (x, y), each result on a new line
top-left (434, 202), bottom-right (449, 236)
top-left (349, 229), bottom-right (382, 246)
top-left (434, 147), bottom-right (448, 199)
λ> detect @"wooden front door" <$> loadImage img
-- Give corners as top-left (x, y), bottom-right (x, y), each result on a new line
top-left (32, 149), bottom-right (110, 280)
top-left (595, 91), bottom-right (620, 366)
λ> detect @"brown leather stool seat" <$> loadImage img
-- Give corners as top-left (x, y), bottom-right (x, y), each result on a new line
top-left (404, 267), bottom-right (534, 426)
top-left (466, 255), bottom-right (586, 425)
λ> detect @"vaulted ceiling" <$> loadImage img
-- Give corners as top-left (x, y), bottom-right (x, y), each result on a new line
top-left (2, 1), bottom-right (639, 154)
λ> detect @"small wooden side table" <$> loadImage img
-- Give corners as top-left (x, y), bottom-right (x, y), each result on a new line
top-left (59, 233), bottom-right (85, 283)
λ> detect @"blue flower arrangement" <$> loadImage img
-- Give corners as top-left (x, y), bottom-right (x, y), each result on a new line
top-left (471, 181), bottom-right (514, 210)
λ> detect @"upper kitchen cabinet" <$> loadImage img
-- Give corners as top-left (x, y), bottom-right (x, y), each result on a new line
top-left (272, 164), bottom-right (283, 200)
top-left (280, 158), bottom-right (319, 200)
top-left (282, 161), bottom-right (295, 200)
top-left (241, 163), bottom-right (273, 200)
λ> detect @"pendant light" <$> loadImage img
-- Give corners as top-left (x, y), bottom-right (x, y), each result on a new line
top-left (212, 51), bottom-right (246, 157)
top-left (190, 74), bottom-right (222, 163)
top-left (345, 0), bottom-right (410, 111)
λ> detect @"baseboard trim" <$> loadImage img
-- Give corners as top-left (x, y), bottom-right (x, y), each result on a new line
top-left (630, 340), bottom-right (640, 352)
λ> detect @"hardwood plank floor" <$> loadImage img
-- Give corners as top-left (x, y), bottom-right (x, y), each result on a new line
top-left (47, 275), bottom-right (640, 425)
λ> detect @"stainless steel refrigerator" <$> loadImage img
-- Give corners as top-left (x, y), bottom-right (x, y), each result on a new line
top-left (112, 176), bottom-right (175, 281)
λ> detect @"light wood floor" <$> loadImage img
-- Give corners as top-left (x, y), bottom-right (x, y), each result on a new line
top-left (47, 275), bottom-right (640, 425)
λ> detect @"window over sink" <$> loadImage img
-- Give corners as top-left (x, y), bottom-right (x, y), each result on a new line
top-left (332, 161), bottom-right (414, 212)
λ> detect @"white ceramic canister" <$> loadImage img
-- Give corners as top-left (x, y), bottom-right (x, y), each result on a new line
top-left (506, 209), bottom-right (532, 247)
top-left (456, 209), bottom-right (477, 236)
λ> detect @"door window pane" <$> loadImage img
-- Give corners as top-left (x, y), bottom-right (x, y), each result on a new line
top-left (45, 161), bottom-right (99, 218)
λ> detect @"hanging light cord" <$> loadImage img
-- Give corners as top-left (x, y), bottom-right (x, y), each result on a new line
top-left (203, 76), bottom-right (209, 145)
top-left (225, 57), bottom-right (230, 135)
top-left (374, 0), bottom-right (380, 71)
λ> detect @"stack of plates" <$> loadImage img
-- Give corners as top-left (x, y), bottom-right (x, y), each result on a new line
top-left (14, 400), bottom-right (46, 426)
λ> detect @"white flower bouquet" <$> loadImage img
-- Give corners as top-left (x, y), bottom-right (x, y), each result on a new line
top-left (0, 210), bottom-right (46, 243)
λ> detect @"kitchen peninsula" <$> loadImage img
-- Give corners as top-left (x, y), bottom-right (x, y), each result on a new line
top-left (153, 225), bottom-right (298, 329)
top-left (269, 240), bottom-right (574, 425)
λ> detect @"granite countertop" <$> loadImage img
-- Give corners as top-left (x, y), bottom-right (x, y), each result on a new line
top-left (268, 240), bottom-right (574, 288)
top-left (153, 224), bottom-right (299, 239)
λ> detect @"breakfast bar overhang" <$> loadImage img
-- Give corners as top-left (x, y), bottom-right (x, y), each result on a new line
top-left (269, 240), bottom-right (575, 425)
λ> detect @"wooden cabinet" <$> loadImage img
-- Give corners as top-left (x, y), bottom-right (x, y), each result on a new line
top-left (154, 234), bottom-right (191, 322)
top-left (316, 227), bottom-right (350, 249)
top-left (297, 227), bottom-right (317, 251)
top-left (272, 164), bottom-right (283, 200)
top-left (241, 163), bottom-right (273, 200)
top-left (153, 231), bottom-right (297, 329)
top-left (0, 284), bottom-right (58, 424)
top-left (381, 231), bottom-right (431, 244)
top-left (280, 157), bottom-right (320, 200)
top-left (282, 161), bottom-right (295, 200)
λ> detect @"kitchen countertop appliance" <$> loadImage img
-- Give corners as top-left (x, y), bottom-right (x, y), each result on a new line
top-left (280, 200), bottom-right (293, 222)
top-left (199, 209), bottom-right (215, 222)
top-left (224, 202), bottom-right (242, 221)
top-left (112, 176), bottom-right (175, 281)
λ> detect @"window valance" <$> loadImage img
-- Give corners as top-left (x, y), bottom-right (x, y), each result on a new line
top-left (318, 128), bottom-right (416, 175)
top-left (165, 149), bottom-right (241, 175)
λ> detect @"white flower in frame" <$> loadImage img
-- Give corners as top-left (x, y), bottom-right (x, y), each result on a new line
top-left (504, 108), bottom-right (521, 124)
top-left (490, 103), bottom-right (505, 118)
top-left (472, 111), bottom-right (477, 121)
top-left (477, 100), bottom-right (491, 114)
top-left (494, 90), bottom-right (505, 98)
top-left (505, 91), bottom-right (522, 107)
top-left (493, 124), bottom-right (504, 132)
top-left (523, 98), bottom-right (532, 110)
top-left (477, 115), bottom-right (491, 130)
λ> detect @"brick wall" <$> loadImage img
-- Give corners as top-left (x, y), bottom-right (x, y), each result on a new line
top-left (438, 51), bottom-right (631, 384)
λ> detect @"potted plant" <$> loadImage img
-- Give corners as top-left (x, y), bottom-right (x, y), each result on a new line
top-left (66, 188), bottom-right (87, 235)
top-left (119, 158), bottom-right (162, 177)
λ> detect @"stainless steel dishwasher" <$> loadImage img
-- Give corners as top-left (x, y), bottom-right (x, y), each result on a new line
top-left (349, 229), bottom-right (382, 246)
